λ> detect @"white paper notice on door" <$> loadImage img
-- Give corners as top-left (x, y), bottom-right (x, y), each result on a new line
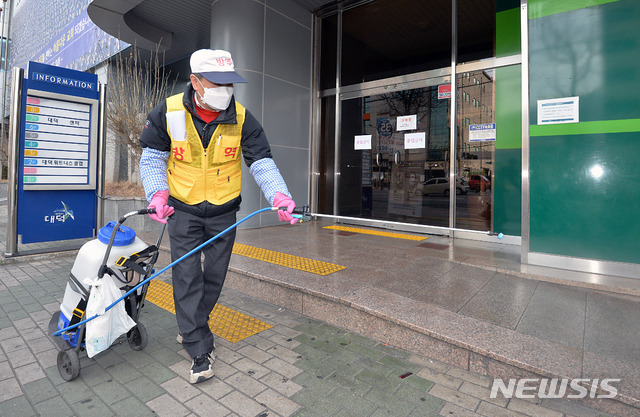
top-left (397, 115), bottom-right (417, 131)
top-left (354, 134), bottom-right (372, 150)
top-left (404, 132), bottom-right (426, 149)
top-left (537, 96), bottom-right (579, 125)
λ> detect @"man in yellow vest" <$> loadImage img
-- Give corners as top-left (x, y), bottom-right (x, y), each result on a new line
top-left (139, 49), bottom-right (298, 384)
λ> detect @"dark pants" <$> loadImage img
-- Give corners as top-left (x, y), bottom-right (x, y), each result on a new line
top-left (167, 208), bottom-right (237, 358)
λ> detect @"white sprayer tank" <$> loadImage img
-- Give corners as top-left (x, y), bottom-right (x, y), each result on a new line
top-left (59, 221), bottom-right (149, 334)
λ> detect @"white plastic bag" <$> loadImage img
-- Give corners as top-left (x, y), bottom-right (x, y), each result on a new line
top-left (84, 276), bottom-right (136, 358)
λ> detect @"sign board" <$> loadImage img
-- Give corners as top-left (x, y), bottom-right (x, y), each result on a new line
top-left (17, 62), bottom-right (99, 244)
top-left (396, 115), bottom-right (417, 131)
top-left (24, 94), bottom-right (97, 188)
top-left (469, 123), bottom-right (496, 142)
top-left (404, 132), bottom-right (426, 149)
top-left (32, 8), bottom-right (129, 71)
top-left (537, 96), bottom-right (579, 125)
top-left (354, 134), bottom-right (372, 150)
top-left (438, 84), bottom-right (451, 99)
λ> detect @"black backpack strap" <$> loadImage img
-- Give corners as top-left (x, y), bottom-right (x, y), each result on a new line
top-left (68, 272), bottom-right (90, 299)
top-left (69, 298), bottom-right (87, 326)
top-left (114, 245), bottom-right (158, 277)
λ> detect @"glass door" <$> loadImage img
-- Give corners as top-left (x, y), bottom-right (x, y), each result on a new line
top-left (336, 77), bottom-right (453, 228)
top-left (315, 0), bottom-right (518, 236)
top-left (455, 70), bottom-right (496, 232)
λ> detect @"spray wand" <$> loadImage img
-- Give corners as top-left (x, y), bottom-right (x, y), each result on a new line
top-left (287, 205), bottom-right (504, 239)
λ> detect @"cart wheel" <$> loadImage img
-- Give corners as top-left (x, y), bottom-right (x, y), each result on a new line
top-left (128, 322), bottom-right (148, 351)
top-left (57, 349), bottom-right (80, 381)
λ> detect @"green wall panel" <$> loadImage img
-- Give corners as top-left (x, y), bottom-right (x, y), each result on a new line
top-left (495, 66), bottom-right (521, 150)
top-left (529, 1), bottom-right (640, 123)
top-left (530, 133), bottom-right (640, 263)
top-left (528, 0), bottom-right (640, 264)
top-left (531, 118), bottom-right (640, 137)
top-left (497, 0), bottom-right (520, 13)
top-left (496, 8), bottom-right (521, 57)
top-left (529, 0), bottom-right (620, 19)
top-left (494, 149), bottom-right (522, 237)
top-left (494, 65), bottom-right (522, 236)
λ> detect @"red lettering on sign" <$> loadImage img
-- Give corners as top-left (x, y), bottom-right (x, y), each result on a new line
top-left (224, 147), bottom-right (238, 158)
top-left (172, 147), bottom-right (185, 161)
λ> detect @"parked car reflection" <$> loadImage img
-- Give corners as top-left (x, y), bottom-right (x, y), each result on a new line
top-left (468, 174), bottom-right (491, 191)
top-left (423, 177), bottom-right (469, 196)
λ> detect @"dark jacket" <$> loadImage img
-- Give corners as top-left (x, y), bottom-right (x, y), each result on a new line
top-left (139, 83), bottom-right (273, 217)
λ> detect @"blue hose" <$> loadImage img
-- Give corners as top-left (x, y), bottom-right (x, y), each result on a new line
top-left (53, 206), bottom-right (275, 337)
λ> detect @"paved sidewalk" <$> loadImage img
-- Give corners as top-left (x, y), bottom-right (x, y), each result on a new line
top-left (0, 254), bottom-right (610, 417)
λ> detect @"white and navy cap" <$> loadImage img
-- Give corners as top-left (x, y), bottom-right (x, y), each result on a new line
top-left (190, 49), bottom-right (248, 84)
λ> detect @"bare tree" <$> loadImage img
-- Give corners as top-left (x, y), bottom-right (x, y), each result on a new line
top-left (383, 89), bottom-right (432, 120)
top-left (106, 45), bottom-right (176, 183)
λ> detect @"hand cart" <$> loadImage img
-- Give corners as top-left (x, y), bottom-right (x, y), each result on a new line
top-left (48, 209), bottom-right (166, 381)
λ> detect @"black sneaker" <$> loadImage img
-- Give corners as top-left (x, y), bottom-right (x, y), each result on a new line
top-left (189, 353), bottom-right (214, 384)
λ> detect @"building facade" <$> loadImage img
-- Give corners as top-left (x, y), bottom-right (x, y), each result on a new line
top-left (8, 0), bottom-right (640, 279)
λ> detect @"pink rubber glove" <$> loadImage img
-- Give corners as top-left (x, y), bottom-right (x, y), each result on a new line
top-left (273, 192), bottom-right (299, 225)
top-left (148, 190), bottom-right (175, 224)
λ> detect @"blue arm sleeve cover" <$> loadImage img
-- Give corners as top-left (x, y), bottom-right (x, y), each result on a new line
top-left (249, 158), bottom-right (291, 206)
top-left (140, 148), bottom-right (170, 202)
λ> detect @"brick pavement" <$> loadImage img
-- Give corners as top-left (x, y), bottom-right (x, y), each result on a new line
top-left (0, 255), bottom-right (609, 417)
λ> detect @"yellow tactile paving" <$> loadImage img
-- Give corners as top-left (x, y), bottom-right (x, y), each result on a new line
top-left (232, 243), bottom-right (346, 276)
top-left (208, 304), bottom-right (272, 344)
top-left (146, 280), bottom-right (176, 314)
top-left (323, 225), bottom-right (427, 241)
top-left (145, 279), bottom-right (272, 343)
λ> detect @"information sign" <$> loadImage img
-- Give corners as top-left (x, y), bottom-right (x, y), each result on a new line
top-left (469, 123), bottom-right (496, 142)
top-left (16, 61), bottom-right (100, 244)
top-left (537, 97), bottom-right (579, 125)
top-left (23, 95), bottom-right (93, 187)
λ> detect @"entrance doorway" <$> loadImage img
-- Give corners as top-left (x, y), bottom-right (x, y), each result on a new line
top-left (314, 0), bottom-right (517, 236)
top-left (338, 77), bottom-right (453, 229)
top-left (323, 69), bottom-right (496, 232)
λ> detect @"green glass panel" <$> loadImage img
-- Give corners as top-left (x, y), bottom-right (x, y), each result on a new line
top-left (530, 133), bottom-right (640, 263)
top-left (494, 65), bottom-right (522, 236)
top-left (529, 1), bottom-right (640, 124)
top-left (529, 0), bottom-right (620, 19)
top-left (531, 119), bottom-right (640, 137)
top-left (495, 66), bottom-right (521, 150)
top-left (494, 149), bottom-right (522, 236)
top-left (497, 0), bottom-right (520, 13)
top-left (496, 8), bottom-right (521, 57)
top-left (528, 0), bottom-right (640, 264)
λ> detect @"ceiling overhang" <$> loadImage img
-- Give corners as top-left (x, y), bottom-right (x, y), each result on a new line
top-left (87, 0), bottom-right (339, 65)
top-left (87, 0), bottom-right (172, 52)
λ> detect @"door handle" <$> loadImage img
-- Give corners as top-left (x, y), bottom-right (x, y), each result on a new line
top-left (394, 151), bottom-right (401, 166)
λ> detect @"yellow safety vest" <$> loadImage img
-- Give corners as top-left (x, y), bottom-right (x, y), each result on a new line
top-left (165, 93), bottom-right (246, 205)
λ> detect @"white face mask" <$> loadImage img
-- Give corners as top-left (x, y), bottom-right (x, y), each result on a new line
top-left (196, 78), bottom-right (233, 111)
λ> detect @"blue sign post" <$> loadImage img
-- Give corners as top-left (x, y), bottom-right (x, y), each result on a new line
top-left (15, 62), bottom-right (100, 244)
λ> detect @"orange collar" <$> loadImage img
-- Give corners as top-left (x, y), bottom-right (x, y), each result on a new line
top-left (193, 97), bottom-right (220, 123)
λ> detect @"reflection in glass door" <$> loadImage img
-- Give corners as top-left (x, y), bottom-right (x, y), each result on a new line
top-left (336, 80), bottom-right (453, 228)
top-left (455, 70), bottom-right (496, 232)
